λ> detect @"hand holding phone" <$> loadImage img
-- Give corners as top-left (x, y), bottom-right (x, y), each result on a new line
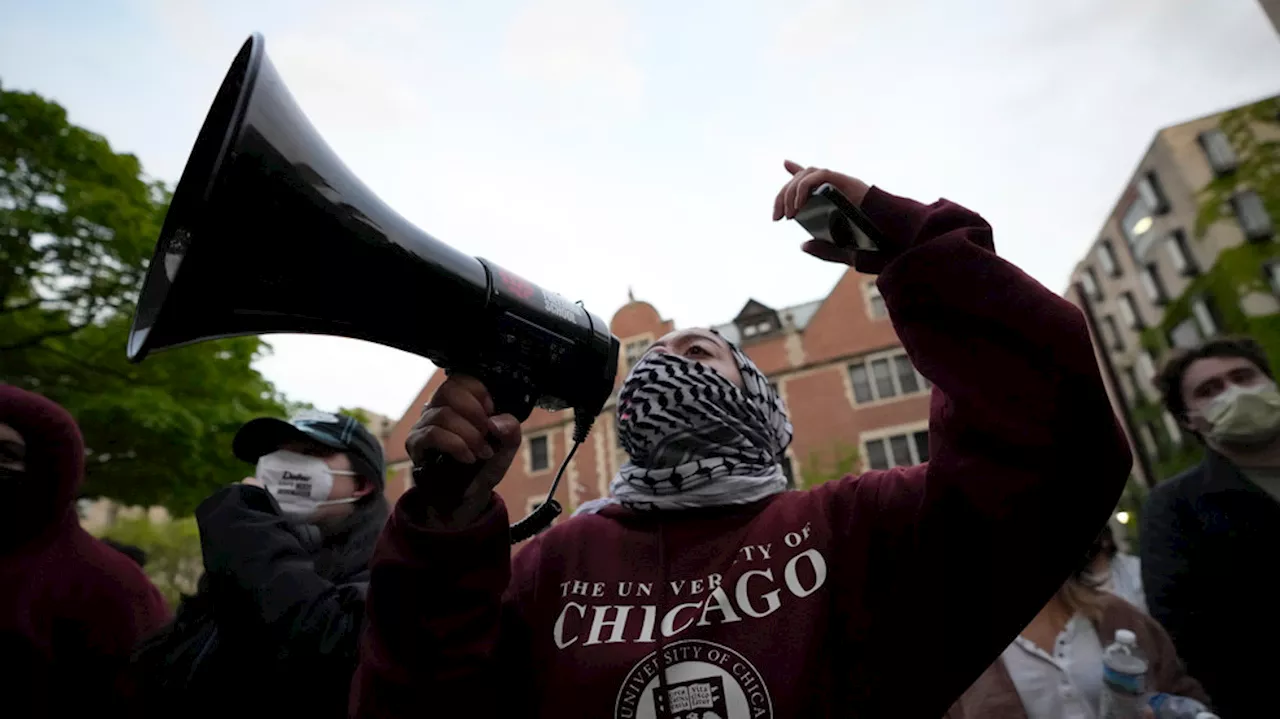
top-left (793, 182), bottom-right (885, 253)
top-left (772, 160), bottom-right (885, 258)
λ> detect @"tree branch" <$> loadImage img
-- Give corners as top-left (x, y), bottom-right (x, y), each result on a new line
top-left (28, 343), bottom-right (141, 383)
top-left (0, 298), bottom-right (45, 314)
top-left (0, 322), bottom-right (88, 352)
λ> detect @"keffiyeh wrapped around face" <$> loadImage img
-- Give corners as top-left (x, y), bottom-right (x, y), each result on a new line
top-left (574, 337), bottom-right (794, 515)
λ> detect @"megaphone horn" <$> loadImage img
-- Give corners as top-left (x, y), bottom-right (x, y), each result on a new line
top-left (130, 34), bottom-right (619, 541)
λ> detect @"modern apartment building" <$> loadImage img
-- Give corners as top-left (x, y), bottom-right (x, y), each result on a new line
top-left (1065, 95), bottom-right (1279, 487)
top-left (381, 268), bottom-right (934, 535)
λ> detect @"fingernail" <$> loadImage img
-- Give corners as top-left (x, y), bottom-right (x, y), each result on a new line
top-left (478, 444), bottom-right (494, 460)
top-left (489, 418), bottom-right (503, 435)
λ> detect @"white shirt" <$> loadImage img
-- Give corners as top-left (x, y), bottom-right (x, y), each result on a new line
top-left (1002, 614), bottom-right (1105, 719)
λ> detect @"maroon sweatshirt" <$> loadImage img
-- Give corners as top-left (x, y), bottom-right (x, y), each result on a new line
top-left (350, 188), bottom-right (1133, 718)
top-left (0, 385), bottom-right (171, 717)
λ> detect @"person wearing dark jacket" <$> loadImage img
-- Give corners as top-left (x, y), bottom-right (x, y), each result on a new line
top-left (0, 385), bottom-right (170, 718)
top-left (132, 410), bottom-right (388, 719)
top-left (1142, 335), bottom-right (1280, 718)
top-left (349, 161), bottom-right (1133, 718)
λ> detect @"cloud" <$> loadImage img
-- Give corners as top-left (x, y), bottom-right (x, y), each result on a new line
top-left (499, 0), bottom-right (646, 121)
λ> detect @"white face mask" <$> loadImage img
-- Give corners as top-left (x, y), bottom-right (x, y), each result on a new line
top-left (255, 449), bottom-right (359, 522)
top-left (1201, 380), bottom-right (1280, 446)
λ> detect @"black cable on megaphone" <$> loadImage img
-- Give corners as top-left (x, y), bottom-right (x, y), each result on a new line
top-left (126, 33), bottom-right (620, 542)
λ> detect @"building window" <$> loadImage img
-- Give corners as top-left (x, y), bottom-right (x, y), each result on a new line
top-left (865, 429), bottom-right (930, 470)
top-left (1102, 315), bottom-right (1125, 351)
top-left (1137, 351), bottom-right (1157, 386)
top-left (1198, 129), bottom-right (1239, 176)
top-left (1136, 171), bottom-right (1170, 215)
top-left (1118, 366), bottom-right (1136, 401)
top-left (1122, 196), bottom-right (1158, 256)
top-left (1139, 265), bottom-right (1168, 305)
top-left (1123, 366), bottom-right (1143, 402)
top-left (1191, 296), bottom-right (1219, 338)
top-left (529, 435), bottom-right (550, 473)
top-left (1080, 267), bottom-right (1102, 300)
top-left (742, 319), bottom-right (774, 338)
top-left (1232, 190), bottom-right (1273, 242)
top-left (1165, 230), bottom-right (1198, 276)
top-left (1097, 240), bottom-right (1121, 277)
top-left (623, 339), bottom-right (649, 372)
top-left (1117, 292), bottom-right (1143, 330)
top-left (743, 320), bottom-right (771, 337)
top-left (1169, 318), bottom-right (1203, 350)
top-left (847, 350), bottom-right (930, 405)
top-left (1162, 411), bottom-right (1184, 448)
top-left (865, 281), bottom-right (888, 319)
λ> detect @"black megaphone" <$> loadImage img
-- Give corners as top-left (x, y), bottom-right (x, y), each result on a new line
top-left (127, 34), bottom-right (619, 542)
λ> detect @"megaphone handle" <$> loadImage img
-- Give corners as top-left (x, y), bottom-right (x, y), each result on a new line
top-left (411, 446), bottom-right (500, 510)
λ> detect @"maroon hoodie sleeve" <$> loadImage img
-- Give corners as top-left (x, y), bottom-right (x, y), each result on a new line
top-left (350, 490), bottom-right (517, 718)
top-left (815, 187), bottom-right (1132, 713)
top-left (77, 534), bottom-right (172, 712)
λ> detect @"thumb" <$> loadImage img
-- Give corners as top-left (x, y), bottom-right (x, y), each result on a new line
top-left (783, 159), bottom-right (804, 176)
top-left (489, 414), bottom-right (524, 450)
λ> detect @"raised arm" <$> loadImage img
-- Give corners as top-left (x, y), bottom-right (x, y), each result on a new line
top-left (349, 376), bottom-right (530, 719)
top-left (196, 486), bottom-right (368, 663)
top-left (796, 180), bottom-right (1131, 714)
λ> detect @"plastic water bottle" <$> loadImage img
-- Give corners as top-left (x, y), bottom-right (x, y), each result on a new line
top-left (1144, 692), bottom-right (1214, 719)
top-left (1144, 693), bottom-right (1211, 719)
top-left (1100, 629), bottom-right (1148, 719)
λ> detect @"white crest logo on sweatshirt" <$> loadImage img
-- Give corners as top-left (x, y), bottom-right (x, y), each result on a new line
top-left (614, 639), bottom-right (773, 719)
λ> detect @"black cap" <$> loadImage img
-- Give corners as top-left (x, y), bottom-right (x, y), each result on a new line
top-left (233, 409), bottom-right (386, 491)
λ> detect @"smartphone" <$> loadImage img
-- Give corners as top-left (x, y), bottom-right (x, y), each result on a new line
top-left (793, 183), bottom-right (885, 253)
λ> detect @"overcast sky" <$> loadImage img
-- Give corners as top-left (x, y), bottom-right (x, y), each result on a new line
top-left (3, 0), bottom-right (1279, 420)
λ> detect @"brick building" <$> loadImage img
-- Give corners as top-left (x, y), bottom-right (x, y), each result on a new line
top-left (381, 268), bottom-right (933, 528)
top-left (1064, 95), bottom-right (1278, 488)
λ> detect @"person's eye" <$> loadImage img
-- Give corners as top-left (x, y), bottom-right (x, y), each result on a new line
top-left (0, 442), bottom-right (24, 463)
top-left (687, 345), bottom-right (710, 357)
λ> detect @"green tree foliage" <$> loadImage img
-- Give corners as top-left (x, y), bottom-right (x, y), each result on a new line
top-left (1196, 96), bottom-right (1280, 237)
top-left (0, 82), bottom-right (290, 514)
top-left (798, 441), bottom-right (861, 489)
top-left (338, 406), bottom-right (372, 426)
top-left (99, 515), bottom-right (203, 609)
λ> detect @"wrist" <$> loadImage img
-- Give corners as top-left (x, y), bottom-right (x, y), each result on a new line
top-left (413, 490), bottom-right (495, 531)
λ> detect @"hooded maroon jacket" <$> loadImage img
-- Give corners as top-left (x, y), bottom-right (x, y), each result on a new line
top-left (0, 385), bottom-right (170, 717)
top-left (350, 188), bottom-right (1133, 718)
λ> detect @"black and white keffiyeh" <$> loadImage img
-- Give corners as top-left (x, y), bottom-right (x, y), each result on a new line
top-left (574, 337), bottom-right (794, 515)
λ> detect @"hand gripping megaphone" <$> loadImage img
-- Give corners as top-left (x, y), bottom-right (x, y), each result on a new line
top-left (127, 34), bottom-right (619, 542)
